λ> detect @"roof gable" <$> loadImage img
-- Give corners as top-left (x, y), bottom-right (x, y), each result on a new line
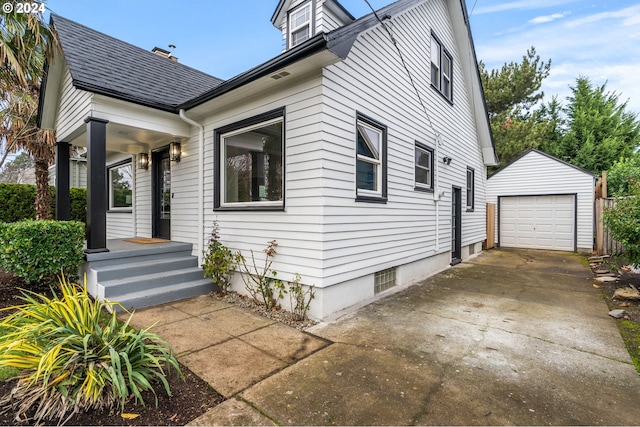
top-left (488, 149), bottom-right (597, 179)
top-left (49, 14), bottom-right (224, 113)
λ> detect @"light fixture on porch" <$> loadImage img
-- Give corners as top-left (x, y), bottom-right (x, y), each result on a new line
top-left (170, 141), bottom-right (181, 162)
top-left (138, 153), bottom-right (149, 170)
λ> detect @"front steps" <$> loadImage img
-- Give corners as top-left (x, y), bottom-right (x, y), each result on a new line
top-left (82, 241), bottom-right (215, 310)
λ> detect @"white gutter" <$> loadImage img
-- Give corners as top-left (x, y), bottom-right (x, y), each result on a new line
top-left (179, 109), bottom-right (205, 265)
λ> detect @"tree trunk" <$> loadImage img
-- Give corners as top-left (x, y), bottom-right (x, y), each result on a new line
top-left (34, 157), bottom-right (52, 220)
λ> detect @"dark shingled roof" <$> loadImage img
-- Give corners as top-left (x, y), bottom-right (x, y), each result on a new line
top-left (51, 14), bottom-right (224, 113)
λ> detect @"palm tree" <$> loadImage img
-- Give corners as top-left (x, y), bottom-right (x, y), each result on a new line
top-left (0, 1), bottom-right (58, 219)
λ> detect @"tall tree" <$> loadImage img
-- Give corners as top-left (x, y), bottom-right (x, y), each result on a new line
top-left (479, 47), bottom-right (552, 167)
top-left (0, 1), bottom-right (57, 219)
top-left (0, 151), bottom-right (34, 183)
top-left (546, 77), bottom-right (640, 175)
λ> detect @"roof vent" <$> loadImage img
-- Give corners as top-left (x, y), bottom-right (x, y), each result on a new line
top-left (271, 71), bottom-right (291, 80)
top-left (152, 46), bottom-right (178, 62)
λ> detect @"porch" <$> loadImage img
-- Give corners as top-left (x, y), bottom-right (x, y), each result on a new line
top-left (82, 239), bottom-right (214, 311)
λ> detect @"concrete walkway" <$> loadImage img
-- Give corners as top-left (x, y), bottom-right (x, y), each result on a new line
top-left (128, 249), bottom-right (640, 425)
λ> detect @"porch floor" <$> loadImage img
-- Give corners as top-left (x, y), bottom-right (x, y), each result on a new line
top-left (84, 239), bottom-right (194, 262)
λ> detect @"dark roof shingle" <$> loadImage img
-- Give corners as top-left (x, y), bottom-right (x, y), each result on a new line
top-left (51, 14), bottom-right (224, 112)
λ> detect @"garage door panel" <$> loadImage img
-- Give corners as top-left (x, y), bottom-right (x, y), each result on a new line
top-left (500, 195), bottom-right (575, 251)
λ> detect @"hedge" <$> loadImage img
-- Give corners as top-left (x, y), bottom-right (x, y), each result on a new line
top-left (0, 220), bottom-right (85, 283)
top-left (0, 183), bottom-right (86, 224)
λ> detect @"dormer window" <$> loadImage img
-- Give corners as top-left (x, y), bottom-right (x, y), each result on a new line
top-left (288, 1), bottom-right (313, 48)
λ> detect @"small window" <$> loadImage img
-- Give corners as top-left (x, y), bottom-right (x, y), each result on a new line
top-left (430, 33), bottom-right (453, 102)
top-left (415, 142), bottom-right (434, 191)
top-left (289, 2), bottom-right (312, 48)
top-left (215, 108), bottom-right (285, 210)
top-left (374, 267), bottom-right (396, 294)
top-left (108, 161), bottom-right (133, 210)
top-left (356, 113), bottom-right (387, 202)
top-left (466, 167), bottom-right (475, 211)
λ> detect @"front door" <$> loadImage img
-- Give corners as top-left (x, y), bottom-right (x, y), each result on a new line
top-left (451, 186), bottom-right (462, 264)
top-left (153, 148), bottom-right (171, 240)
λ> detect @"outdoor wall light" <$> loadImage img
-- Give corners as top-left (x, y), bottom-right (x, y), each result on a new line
top-left (138, 153), bottom-right (149, 170)
top-left (442, 156), bottom-right (452, 165)
top-left (170, 141), bottom-right (181, 162)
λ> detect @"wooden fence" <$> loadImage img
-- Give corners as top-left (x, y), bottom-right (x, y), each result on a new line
top-left (595, 198), bottom-right (624, 256)
top-left (484, 203), bottom-right (496, 249)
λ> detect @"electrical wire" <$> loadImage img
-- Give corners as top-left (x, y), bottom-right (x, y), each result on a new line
top-left (363, 0), bottom-right (439, 139)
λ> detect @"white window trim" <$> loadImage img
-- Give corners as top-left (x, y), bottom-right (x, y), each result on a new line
top-left (356, 120), bottom-right (383, 197)
top-left (288, 1), bottom-right (312, 48)
top-left (220, 116), bottom-right (284, 208)
top-left (415, 144), bottom-right (434, 190)
top-left (108, 161), bottom-right (133, 211)
top-left (466, 167), bottom-right (475, 210)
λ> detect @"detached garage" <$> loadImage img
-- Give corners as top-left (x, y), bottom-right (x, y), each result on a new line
top-left (486, 149), bottom-right (596, 252)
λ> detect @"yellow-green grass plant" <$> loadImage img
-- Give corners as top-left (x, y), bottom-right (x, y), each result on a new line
top-left (0, 276), bottom-right (182, 425)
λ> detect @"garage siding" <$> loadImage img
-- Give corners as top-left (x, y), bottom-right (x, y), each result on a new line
top-left (486, 150), bottom-right (595, 252)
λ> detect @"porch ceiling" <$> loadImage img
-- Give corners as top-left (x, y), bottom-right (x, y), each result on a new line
top-left (68, 122), bottom-right (183, 154)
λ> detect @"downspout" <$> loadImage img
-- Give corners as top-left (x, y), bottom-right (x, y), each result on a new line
top-left (434, 134), bottom-right (440, 252)
top-left (179, 109), bottom-right (205, 265)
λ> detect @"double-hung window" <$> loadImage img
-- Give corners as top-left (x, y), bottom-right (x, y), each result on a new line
top-left (356, 113), bottom-right (387, 202)
top-left (430, 33), bottom-right (453, 102)
top-left (415, 142), bottom-right (434, 191)
top-left (466, 167), bottom-right (475, 211)
top-left (215, 108), bottom-right (285, 210)
top-left (288, 1), bottom-right (313, 48)
top-left (108, 160), bottom-right (133, 210)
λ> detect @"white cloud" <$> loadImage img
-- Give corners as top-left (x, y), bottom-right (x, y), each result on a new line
top-left (565, 5), bottom-right (640, 27)
top-left (529, 12), bottom-right (569, 24)
top-left (473, 0), bottom-right (578, 15)
top-left (471, 2), bottom-right (640, 115)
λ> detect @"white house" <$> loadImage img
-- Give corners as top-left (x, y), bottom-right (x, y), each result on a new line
top-left (39, 0), bottom-right (497, 319)
top-left (486, 149), bottom-right (595, 253)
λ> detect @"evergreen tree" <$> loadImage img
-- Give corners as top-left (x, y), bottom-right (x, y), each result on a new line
top-left (479, 47), bottom-right (552, 167)
top-left (551, 77), bottom-right (640, 175)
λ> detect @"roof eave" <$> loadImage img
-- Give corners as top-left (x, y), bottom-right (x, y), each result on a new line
top-left (181, 34), bottom-right (334, 110)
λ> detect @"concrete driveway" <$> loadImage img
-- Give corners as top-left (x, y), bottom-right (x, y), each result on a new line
top-left (188, 248), bottom-right (640, 425)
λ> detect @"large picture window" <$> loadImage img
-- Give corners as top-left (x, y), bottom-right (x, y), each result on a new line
top-left (215, 108), bottom-right (285, 210)
top-left (356, 112), bottom-right (387, 202)
top-left (108, 160), bottom-right (132, 210)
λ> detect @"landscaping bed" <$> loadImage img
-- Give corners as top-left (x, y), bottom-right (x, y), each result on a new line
top-left (0, 269), bottom-right (223, 426)
top-left (590, 258), bottom-right (640, 373)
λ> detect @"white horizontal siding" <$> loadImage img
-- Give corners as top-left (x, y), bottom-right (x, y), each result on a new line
top-left (486, 150), bottom-right (595, 251)
top-left (56, 68), bottom-right (92, 142)
top-left (318, 0), bottom-right (487, 286)
top-left (106, 212), bottom-right (133, 238)
top-left (198, 74), bottom-right (326, 286)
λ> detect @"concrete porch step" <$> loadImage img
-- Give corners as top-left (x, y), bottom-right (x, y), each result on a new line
top-left (100, 267), bottom-right (208, 299)
top-left (93, 256), bottom-right (199, 282)
top-left (110, 278), bottom-right (215, 311)
top-left (84, 240), bottom-right (217, 311)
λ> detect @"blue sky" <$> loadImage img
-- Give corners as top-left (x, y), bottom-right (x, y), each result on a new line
top-left (44, 0), bottom-right (640, 115)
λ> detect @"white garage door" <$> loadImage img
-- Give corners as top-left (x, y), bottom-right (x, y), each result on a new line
top-left (500, 195), bottom-right (575, 251)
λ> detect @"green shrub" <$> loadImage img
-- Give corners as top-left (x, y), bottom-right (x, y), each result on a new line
top-left (0, 183), bottom-right (36, 222)
top-left (0, 183), bottom-right (86, 224)
top-left (0, 220), bottom-right (84, 283)
top-left (202, 221), bottom-right (241, 293)
top-left (603, 180), bottom-right (640, 265)
top-left (0, 277), bottom-right (182, 424)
